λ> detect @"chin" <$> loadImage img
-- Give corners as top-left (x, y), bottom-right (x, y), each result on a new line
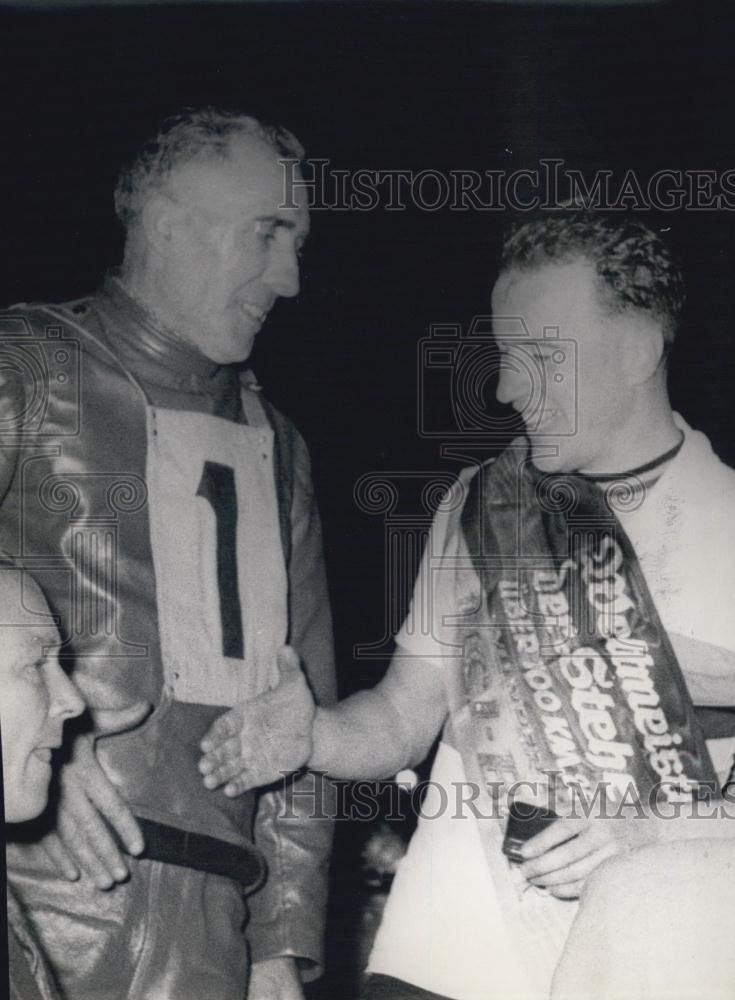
top-left (528, 447), bottom-right (567, 474)
top-left (526, 434), bottom-right (580, 475)
top-left (204, 342), bottom-right (254, 366)
top-left (215, 332), bottom-right (257, 366)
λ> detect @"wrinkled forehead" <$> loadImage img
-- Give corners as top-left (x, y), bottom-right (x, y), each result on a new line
top-left (0, 571), bottom-right (58, 666)
top-left (169, 134), bottom-right (309, 228)
top-left (0, 570), bottom-right (53, 626)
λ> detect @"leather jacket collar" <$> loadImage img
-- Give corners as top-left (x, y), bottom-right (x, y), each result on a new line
top-left (96, 273), bottom-right (244, 400)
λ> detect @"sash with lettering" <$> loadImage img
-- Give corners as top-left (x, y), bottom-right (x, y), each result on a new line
top-left (443, 439), bottom-right (718, 990)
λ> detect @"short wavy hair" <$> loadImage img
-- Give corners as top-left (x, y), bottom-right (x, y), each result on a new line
top-left (500, 210), bottom-right (685, 349)
top-left (114, 107), bottom-right (305, 228)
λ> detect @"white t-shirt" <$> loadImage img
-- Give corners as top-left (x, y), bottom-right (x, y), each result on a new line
top-left (369, 416), bottom-right (735, 1000)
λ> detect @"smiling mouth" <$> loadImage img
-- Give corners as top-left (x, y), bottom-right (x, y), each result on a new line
top-left (238, 303), bottom-right (268, 324)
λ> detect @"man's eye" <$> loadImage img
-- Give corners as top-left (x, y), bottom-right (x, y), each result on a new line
top-left (21, 661), bottom-right (44, 683)
top-left (253, 221), bottom-right (277, 242)
top-left (505, 346), bottom-right (537, 363)
top-left (525, 345), bottom-right (553, 364)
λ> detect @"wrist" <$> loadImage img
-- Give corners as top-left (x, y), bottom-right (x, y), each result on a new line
top-left (307, 706), bottom-right (330, 773)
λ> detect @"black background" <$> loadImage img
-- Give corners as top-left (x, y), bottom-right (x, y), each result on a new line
top-left (3, 1), bottom-right (735, 993)
top-left (3, 0), bottom-right (735, 694)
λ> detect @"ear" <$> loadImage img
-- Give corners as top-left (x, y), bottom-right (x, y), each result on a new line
top-left (622, 317), bottom-right (665, 386)
top-left (140, 193), bottom-right (184, 257)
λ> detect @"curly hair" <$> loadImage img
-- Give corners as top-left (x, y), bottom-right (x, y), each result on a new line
top-left (114, 107), bottom-right (305, 228)
top-left (500, 210), bottom-right (685, 349)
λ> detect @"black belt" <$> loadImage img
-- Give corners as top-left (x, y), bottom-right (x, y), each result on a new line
top-left (135, 818), bottom-right (266, 892)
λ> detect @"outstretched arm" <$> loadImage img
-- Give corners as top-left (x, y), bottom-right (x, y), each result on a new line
top-left (198, 647), bottom-right (448, 789)
top-left (309, 652), bottom-right (449, 779)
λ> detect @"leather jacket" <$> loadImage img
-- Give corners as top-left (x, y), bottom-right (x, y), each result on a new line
top-left (8, 888), bottom-right (59, 1000)
top-left (0, 276), bottom-right (336, 974)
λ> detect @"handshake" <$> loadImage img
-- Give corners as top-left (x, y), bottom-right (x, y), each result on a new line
top-left (198, 646), bottom-right (316, 796)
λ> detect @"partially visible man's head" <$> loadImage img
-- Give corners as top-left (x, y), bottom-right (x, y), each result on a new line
top-left (499, 210), bottom-right (685, 352)
top-left (493, 211), bottom-right (685, 473)
top-left (116, 108), bottom-right (310, 365)
top-left (0, 568), bottom-right (84, 822)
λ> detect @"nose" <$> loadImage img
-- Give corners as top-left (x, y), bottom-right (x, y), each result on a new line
top-left (263, 241), bottom-right (300, 299)
top-left (46, 660), bottom-right (85, 722)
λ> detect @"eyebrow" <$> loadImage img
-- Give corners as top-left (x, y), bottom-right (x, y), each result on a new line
top-left (496, 337), bottom-right (553, 346)
top-left (254, 215), bottom-right (298, 231)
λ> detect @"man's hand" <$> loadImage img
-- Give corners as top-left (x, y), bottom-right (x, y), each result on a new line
top-left (519, 810), bottom-right (658, 899)
top-left (199, 646), bottom-right (315, 797)
top-left (40, 701), bottom-right (149, 890)
top-left (248, 957), bottom-right (304, 1000)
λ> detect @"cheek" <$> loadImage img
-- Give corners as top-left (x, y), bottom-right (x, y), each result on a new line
top-left (583, 377), bottom-right (621, 421)
top-left (3, 702), bottom-right (50, 822)
top-left (4, 762), bottom-right (50, 823)
top-left (178, 239), bottom-right (223, 297)
top-left (200, 267), bottom-right (240, 310)
top-left (1, 729), bottom-right (29, 804)
top-left (1, 683), bottom-right (48, 757)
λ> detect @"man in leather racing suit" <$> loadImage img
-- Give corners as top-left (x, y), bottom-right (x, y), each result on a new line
top-left (3, 108), bottom-right (336, 1000)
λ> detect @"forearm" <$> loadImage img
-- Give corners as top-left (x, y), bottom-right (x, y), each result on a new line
top-left (310, 688), bottom-right (421, 780)
top-left (309, 651), bottom-right (448, 779)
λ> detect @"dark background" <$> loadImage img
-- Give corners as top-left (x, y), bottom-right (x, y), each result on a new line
top-left (3, 1), bottom-right (735, 994)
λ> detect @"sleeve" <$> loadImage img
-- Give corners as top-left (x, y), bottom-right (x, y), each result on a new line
top-left (0, 330), bottom-right (27, 527)
top-left (247, 426), bottom-right (337, 980)
top-left (394, 464), bottom-right (480, 661)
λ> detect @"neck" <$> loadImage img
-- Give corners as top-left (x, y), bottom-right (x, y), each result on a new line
top-left (578, 386), bottom-right (680, 475)
top-left (119, 231), bottom-right (195, 339)
top-left (119, 256), bottom-right (174, 331)
top-left (114, 259), bottom-right (220, 375)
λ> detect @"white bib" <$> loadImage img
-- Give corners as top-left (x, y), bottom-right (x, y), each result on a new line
top-left (145, 404), bottom-right (287, 706)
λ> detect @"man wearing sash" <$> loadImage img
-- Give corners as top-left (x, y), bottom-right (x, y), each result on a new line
top-left (201, 211), bottom-right (735, 998)
top-left (3, 109), bottom-right (336, 1000)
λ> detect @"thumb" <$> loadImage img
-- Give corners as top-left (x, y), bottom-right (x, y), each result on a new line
top-left (91, 700), bottom-right (152, 736)
top-left (276, 645), bottom-right (303, 685)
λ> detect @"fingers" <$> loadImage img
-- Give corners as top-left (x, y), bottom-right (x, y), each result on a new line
top-left (549, 879), bottom-right (586, 900)
top-left (200, 707), bottom-right (240, 753)
top-left (223, 770), bottom-right (262, 798)
top-left (276, 644), bottom-right (302, 684)
top-left (84, 769), bottom-right (144, 857)
top-left (519, 816), bottom-right (581, 861)
top-left (202, 753), bottom-right (267, 796)
top-left (56, 794), bottom-right (127, 889)
top-left (45, 735), bottom-right (144, 889)
top-left (203, 759), bottom-right (263, 796)
top-left (523, 844), bottom-right (616, 888)
top-left (40, 831), bottom-right (80, 882)
top-left (521, 827), bottom-right (593, 880)
top-left (199, 732), bottom-right (246, 789)
top-left (202, 754), bottom-right (248, 791)
top-left (199, 736), bottom-right (242, 775)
